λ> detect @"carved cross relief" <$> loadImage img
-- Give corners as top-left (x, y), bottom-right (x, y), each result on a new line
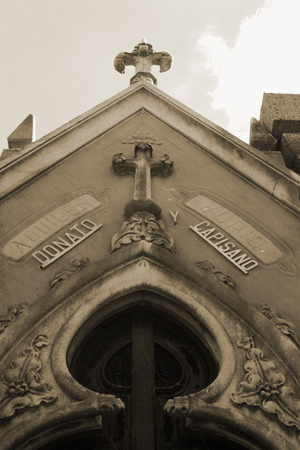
top-left (111, 142), bottom-right (174, 252)
top-left (112, 142), bottom-right (173, 219)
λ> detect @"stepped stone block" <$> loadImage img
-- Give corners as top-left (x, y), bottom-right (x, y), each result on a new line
top-left (260, 94), bottom-right (300, 138)
top-left (7, 114), bottom-right (35, 149)
top-left (249, 118), bottom-right (277, 151)
top-left (281, 133), bottom-right (300, 173)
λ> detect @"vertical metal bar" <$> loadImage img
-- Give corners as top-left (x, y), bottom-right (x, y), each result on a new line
top-left (131, 315), bottom-right (155, 450)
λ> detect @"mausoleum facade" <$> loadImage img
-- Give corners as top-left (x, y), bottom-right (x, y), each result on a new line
top-left (0, 41), bottom-right (300, 449)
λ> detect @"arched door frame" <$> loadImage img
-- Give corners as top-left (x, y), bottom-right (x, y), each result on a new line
top-left (52, 261), bottom-right (235, 407)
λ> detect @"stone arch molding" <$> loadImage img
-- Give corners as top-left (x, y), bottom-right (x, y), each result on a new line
top-left (51, 257), bottom-right (234, 405)
top-left (1, 250), bottom-right (296, 450)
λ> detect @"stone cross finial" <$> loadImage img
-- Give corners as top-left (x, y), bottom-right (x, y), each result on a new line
top-left (112, 142), bottom-right (174, 219)
top-left (114, 39), bottom-right (173, 85)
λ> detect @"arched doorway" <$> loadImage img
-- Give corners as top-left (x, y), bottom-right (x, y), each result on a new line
top-left (68, 304), bottom-right (248, 450)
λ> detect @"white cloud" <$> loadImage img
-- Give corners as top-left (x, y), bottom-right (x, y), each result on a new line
top-left (197, 0), bottom-right (300, 142)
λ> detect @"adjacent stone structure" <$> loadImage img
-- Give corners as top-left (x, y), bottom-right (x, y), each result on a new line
top-left (250, 93), bottom-right (300, 174)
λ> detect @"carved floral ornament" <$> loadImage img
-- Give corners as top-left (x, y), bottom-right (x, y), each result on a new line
top-left (232, 335), bottom-right (300, 435)
top-left (111, 212), bottom-right (174, 252)
top-left (0, 335), bottom-right (57, 419)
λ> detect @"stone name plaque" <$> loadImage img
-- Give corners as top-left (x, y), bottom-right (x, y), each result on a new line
top-left (32, 219), bottom-right (102, 268)
top-left (1, 194), bottom-right (102, 261)
top-left (190, 221), bottom-right (258, 274)
top-left (185, 195), bottom-right (283, 264)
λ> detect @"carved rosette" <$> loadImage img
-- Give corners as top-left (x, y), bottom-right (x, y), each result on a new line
top-left (0, 335), bottom-right (57, 419)
top-left (111, 213), bottom-right (174, 252)
top-left (232, 336), bottom-right (300, 432)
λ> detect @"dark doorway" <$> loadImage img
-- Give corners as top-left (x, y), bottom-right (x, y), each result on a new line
top-left (69, 307), bottom-right (221, 449)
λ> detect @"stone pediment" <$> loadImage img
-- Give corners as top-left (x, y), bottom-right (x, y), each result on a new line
top-left (1, 81), bottom-right (299, 215)
top-left (0, 80), bottom-right (299, 334)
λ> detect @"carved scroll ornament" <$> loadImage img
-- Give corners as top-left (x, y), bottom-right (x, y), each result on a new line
top-left (111, 213), bottom-right (174, 252)
top-left (0, 302), bottom-right (28, 333)
top-left (0, 335), bottom-right (57, 419)
top-left (258, 304), bottom-right (300, 349)
top-left (195, 260), bottom-right (235, 289)
top-left (232, 336), bottom-right (300, 433)
top-left (50, 257), bottom-right (90, 289)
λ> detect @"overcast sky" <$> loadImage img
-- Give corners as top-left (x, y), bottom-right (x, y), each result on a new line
top-left (1, 0), bottom-right (300, 153)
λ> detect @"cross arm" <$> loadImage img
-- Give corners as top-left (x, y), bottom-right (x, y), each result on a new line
top-left (151, 154), bottom-right (174, 176)
top-left (114, 52), bottom-right (136, 74)
top-left (150, 52), bottom-right (173, 73)
top-left (112, 153), bottom-right (136, 175)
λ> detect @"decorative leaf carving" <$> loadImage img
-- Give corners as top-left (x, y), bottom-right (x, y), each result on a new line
top-left (122, 126), bottom-right (163, 146)
top-left (0, 302), bottom-right (29, 333)
top-left (50, 257), bottom-right (90, 289)
top-left (196, 260), bottom-right (235, 289)
top-left (232, 336), bottom-right (300, 432)
top-left (0, 335), bottom-right (57, 419)
top-left (258, 304), bottom-right (300, 349)
top-left (111, 213), bottom-right (174, 252)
